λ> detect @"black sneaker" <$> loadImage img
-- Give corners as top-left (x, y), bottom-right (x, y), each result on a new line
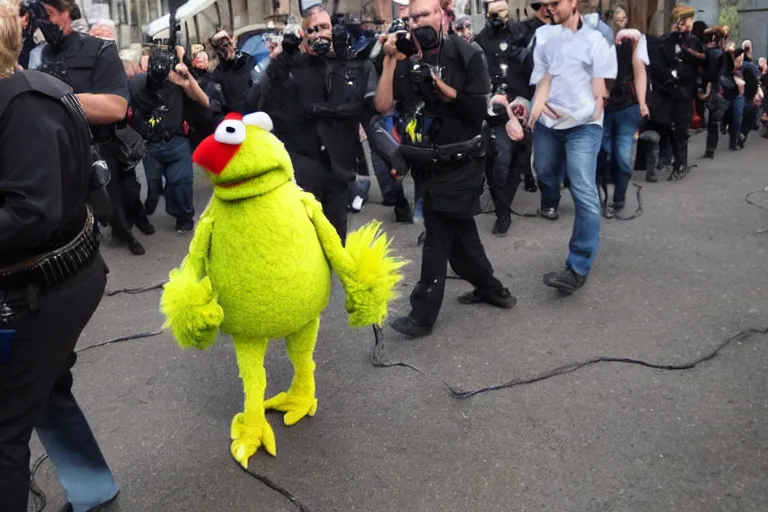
top-left (538, 207), bottom-right (559, 220)
top-left (128, 238), bottom-right (145, 256)
top-left (702, 151), bottom-right (714, 159)
top-left (390, 316), bottom-right (433, 338)
top-left (543, 267), bottom-right (587, 294)
top-left (609, 201), bottom-right (625, 213)
top-left (175, 218), bottom-right (194, 233)
top-left (524, 175), bottom-right (538, 193)
top-left (135, 214), bottom-right (155, 235)
top-left (59, 490), bottom-right (119, 511)
top-left (491, 216), bottom-right (511, 237)
top-left (394, 203), bottom-right (413, 224)
top-left (458, 287), bottom-right (517, 309)
top-left (669, 165), bottom-right (694, 181)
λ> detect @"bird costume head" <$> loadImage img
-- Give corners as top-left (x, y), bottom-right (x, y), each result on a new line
top-left (192, 112), bottom-right (293, 202)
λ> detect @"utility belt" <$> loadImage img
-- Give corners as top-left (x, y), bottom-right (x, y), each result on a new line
top-left (147, 128), bottom-right (184, 145)
top-left (0, 208), bottom-right (99, 293)
top-left (399, 134), bottom-right (487, 168)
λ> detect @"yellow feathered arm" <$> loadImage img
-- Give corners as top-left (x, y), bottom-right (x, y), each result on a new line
top-left (160, 210), bottom-right (224, 350)
top-left (299, 191), bottom-right (407, 327)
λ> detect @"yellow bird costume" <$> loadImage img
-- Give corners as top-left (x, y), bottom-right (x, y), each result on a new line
top-left (160, 112), bottom-right (406, 468)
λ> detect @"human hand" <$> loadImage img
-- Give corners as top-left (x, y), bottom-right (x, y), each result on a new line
top-left (527, 103), bottom-right (542, 130)
top-left (489, 94), bottom-right (509, 109)
top-left (505, 117), bottom-right (525, 141)
top-left (640, 103), bottom-right (650, 118)
top-left (168, 63), bottom-right (191, 87)
top-left (592, 98), bottom-right (604, 121)
top-left (381, 34), bottom-right (398, 57)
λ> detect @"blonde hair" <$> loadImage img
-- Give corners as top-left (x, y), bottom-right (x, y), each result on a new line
top-left (0, 1), bottom-right (21, 78)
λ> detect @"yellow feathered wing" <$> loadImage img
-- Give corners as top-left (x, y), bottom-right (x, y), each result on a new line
top-left (160, 213), bottom-right (225, 350)
top-left (299, 191), bottom-right (407, 327)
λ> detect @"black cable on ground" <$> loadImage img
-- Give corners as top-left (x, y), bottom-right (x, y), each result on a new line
top-left (599, 182), bottom-right (643, 221)
top-left (236, 459), bottom-right (313, 512)
top-left (369, 325), bottom-right (768, 399)
top-left (104, 280), bottom-right (168, 297)
top-left (745, 187), bottom-right (768, 234)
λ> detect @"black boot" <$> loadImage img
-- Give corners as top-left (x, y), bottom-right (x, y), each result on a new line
top-left (390, 316), bottom-right (433, 338)
top-left (394, 203), bottom-right (413, 224)
top-left (491, 215), bottom-right (511, 237)
top-left (543, 267), bottom-right (587, 293)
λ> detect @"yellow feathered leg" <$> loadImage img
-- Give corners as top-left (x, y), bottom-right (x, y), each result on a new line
top-left (230, 337), bottom-right (277, 468)
top-left (264, 317), bottom-right (320, 426)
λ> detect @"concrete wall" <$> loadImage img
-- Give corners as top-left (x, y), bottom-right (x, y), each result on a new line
top-left (680, 0), bottom-right (720, 27)
top-left (740, 1), bottom-right (768, 59)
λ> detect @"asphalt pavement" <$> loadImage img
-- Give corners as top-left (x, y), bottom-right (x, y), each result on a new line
top-left (31, 131), bottom-right (768, 512)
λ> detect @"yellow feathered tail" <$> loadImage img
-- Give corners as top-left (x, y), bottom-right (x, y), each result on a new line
top-left (342, 221), bottom-right (407, 328)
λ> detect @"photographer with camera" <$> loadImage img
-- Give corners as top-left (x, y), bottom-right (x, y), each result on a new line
top-left (475, 0), bottom-right (548, 236)
top-left (28, 0), bottom-right (152, 256)
top-left (246, 6), bottom-right (377, 242)
top-left (375, 0), bottom-right (517, 338)
top-left (209, 29), bottom-right (256, 118)
top-left (128, 48), bottom-right (211, 234)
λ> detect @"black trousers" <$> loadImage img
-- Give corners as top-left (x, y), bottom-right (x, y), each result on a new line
top-left (668, 98), bottom-right (694, 170)
top-left (706, 95), bottom-right (730, 154)
top-left (742, 102), bottom-right (759, 143)
top-left (292, 154), bottom-right (350, 244)
top-left (486, 124), bottom-right (526, 220)
top-left (409, 198), bottom-right (504, 327)
top-left (103, 153), bottom-right (145, 242)
top-left (0, 256), bottom-right (108, 512)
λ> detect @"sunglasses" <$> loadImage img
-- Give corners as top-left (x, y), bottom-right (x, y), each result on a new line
top-left (540, 1), bottom-right (560, 10)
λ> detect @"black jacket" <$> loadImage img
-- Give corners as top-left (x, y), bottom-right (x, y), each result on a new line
top-left (0, 71), bottom-right (91, 266)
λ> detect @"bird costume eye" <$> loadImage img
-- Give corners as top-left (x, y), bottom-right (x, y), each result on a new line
top-left (243, 112), bottom-right (274, 132)
top-left (214, 119), bottom-right (246, 145)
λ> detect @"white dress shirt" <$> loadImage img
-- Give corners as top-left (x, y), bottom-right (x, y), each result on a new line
top-left (530, 21), bottom-right (618, 130)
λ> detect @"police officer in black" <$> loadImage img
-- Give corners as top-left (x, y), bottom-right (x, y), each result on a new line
top-left (701, 25), bottom-right (729, 159)
top-left (30, 0), bottom-right (145, 254)
top-left (0, 4), bottom-right (119, 510)
top-left (646, 5), bottom-right (704, 181)
top-left (475, 0), bottom-right (546, 236)
top-left (209, 29), bottom-right (256, 119)
top-left (246, 6), bottom-right (378, 242)
top-left (376, 0), bottom-right (516, 338)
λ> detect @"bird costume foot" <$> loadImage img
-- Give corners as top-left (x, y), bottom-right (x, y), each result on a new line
top-left (265, 391), bottom-right (318, 426)
top-left (230, 412), bottom-right (277, 468)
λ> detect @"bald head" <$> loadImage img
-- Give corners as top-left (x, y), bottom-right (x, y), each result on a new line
top-left (409, 0), bottom-right (443, 33)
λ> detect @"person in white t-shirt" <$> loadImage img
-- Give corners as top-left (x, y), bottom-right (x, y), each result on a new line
top-left (527, 0), bottom-right (617, 293)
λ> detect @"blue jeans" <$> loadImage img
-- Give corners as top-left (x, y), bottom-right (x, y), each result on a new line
top-left (597, 105), bottom-right (641, 204)
top-left (534, 122), bottom-right (603, 276)
top-left (729, 95), bottom-right (746, 148)
top-left (142, 137), bottom-right (194, 221)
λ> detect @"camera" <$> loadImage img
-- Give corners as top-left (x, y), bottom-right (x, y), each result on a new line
top-left (147, 47), bottom-right (177, 83)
